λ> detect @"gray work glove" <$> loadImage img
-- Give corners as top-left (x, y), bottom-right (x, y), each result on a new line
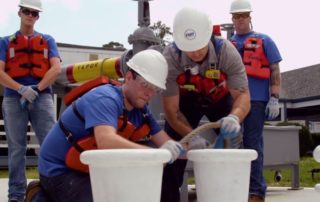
top-left (161, 140), bottom-right (185, 163)
top-left (218, 114), bottom-right (241, 136)
top-left (188, 136), bottom-right (210, 150)
top-left (265, 96), bottom-right (280, 120)
top-left (17, 85), bottom-right (39, 103)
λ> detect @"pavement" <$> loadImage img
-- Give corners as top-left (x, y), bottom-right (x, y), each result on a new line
top-left (1, 178), bottom-right (319, 202)
top-left (187, 185), bottom-right (320, 202)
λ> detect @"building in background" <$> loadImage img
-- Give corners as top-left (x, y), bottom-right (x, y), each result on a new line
top-left (280, 63), bottom-right (320, 133)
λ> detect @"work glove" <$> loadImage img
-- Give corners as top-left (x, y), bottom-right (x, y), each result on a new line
top-left (213, 130), bottom-right (243, 149)
top-left (161, 140), bottom-right (185, 163)
top-left (218, 114), bottom-right (241, 136)
top-left (187, 136), bottom-right (210, 150)
top-left (17, 85), bottom-right (39, 103)
top-left (265, 96), bottom-right (280, 120)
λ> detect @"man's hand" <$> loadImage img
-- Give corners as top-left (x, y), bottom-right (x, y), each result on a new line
top-left (213, 131), bottom-right (243, 149)
top-left (218, 114), bottom-right (241, 136)
top-left (17, 85), bottom-right (39, 103)
top-left (188, 136), bottom-right (210, 150)
top-left (265, 96), bottom-right (280, 120)
top-left (160, 140), bottom-right (185, 163)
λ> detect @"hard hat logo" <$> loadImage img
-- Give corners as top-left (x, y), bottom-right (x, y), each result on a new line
top-left (184, 29), bottom-right (196, 41)
top-left (173, 7), bottom-right (212, 52)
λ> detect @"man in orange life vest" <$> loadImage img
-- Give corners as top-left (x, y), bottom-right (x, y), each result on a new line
top-left (0, 0), bottom-right (61, 201)
top-left (37, 50), bottom-right (191, 202)
top-left (160, 7), bottom-right (251, 202)
top-left (230, 0), bottom-right (282, 202)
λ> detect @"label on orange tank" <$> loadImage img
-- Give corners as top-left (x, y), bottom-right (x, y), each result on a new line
top-left (71, 58), bottom-right (121, 83)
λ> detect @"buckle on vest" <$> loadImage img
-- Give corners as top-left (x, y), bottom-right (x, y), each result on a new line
top-left (65, 133), bottom-right (73, 142)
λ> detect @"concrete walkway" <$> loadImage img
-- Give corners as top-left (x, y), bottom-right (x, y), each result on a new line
top-left (187, 185), bottom-right (320, 202)
top-left (1, 178), bottom-right (319, 202)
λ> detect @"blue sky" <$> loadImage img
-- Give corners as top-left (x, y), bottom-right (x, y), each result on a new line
top-left (1, 0), bottom-right (320, 72)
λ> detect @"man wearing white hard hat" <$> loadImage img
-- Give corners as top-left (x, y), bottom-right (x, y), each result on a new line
top-left (230, 0), bottom-right (282, 201)
top-left (160, 7), bottom-right (250, 202)
top-left (0, 0), bottom-right (61, 201)
top-left (34, 50), bottom-right (189, 201)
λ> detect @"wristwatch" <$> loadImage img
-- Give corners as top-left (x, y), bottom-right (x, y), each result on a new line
top-left (271, 93), bottom-right (280, 99)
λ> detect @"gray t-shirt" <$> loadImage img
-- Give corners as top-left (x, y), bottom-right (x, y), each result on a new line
top-left (162, 37), bottom-right (248, 96)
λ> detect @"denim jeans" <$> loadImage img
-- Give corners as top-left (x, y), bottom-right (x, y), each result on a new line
top-left (243, 101), bottom-right (267, 198)
top-left (40, 171), bottom-right (93, 202)
top-left (2, 94), bottom-right (56, 201)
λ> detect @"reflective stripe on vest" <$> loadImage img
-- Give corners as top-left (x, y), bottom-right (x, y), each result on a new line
top-left (5, 34), bottom-right (50, 78)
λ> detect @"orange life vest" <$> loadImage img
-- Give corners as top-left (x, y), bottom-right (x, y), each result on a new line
top-left (202, 72), bottom-right (228, 104)
top-left (64, 113), bottom-right (151, 173)
top-left (176, 69), bottom-right (229, 104)
top-left (242, 37), bottom-right (270, 79)
top-left (5, 34), bottom-right (50, 78)
top-left (175, 36), bottom-right (229, 105)
top-left (61, 76), bottom-right (151, 173)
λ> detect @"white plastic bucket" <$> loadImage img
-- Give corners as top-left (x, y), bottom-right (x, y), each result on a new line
top-left (187, 149), bottom-right (257, 202)
top-left (313, 145), bottom-right (320, 192)
top-left (80, 149), bottom-right (171, 202)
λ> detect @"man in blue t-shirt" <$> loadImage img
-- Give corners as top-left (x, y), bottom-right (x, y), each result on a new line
top-left (37, 50), bottom-right (186, 202)
top-left (230, 0), bottom-right (282, 202)
top-left (0, 0), bottom-right (61, 201)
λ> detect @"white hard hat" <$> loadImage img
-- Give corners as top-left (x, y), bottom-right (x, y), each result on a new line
top-left (126, 49), bottom-right (168, 90)
top-left (230, 0), bottom-right (252, 14)
top-left (19, 0), bottom-right (43, 12)
top-left (173, 7), bottom-right (212, 52)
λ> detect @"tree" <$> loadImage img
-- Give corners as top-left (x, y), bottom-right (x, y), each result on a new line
top-left (103, 41), bottom-right (124, 49)
top-left (150, 21), bottom-right (173, 46)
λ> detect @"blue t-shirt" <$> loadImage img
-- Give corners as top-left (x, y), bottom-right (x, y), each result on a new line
top-left (38, 84), bottom-right (162, 177)
top-left (231, 31), bottom-right (282, 101)
top-left (0, 31), bottom-right (60, 96)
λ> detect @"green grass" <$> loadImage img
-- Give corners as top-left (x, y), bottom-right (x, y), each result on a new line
top-left (0, 167), bottom-right (39, 179)
top-left (1, 157), bottom-right (320, 188)
top-left (264, 157), bottom-right (320, 187)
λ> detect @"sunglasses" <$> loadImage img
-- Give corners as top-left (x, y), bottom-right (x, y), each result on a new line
top-left (232, 13), bottom-right (250, 20)
top-left (21, 8), bottom-right (39, 18)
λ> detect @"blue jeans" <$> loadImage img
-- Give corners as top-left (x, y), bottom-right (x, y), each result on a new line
top-left (243, 101), bottom-right (267, 198)
top-left (2, 94), bottom-right (56, 201)
top-left (40, 171), bottom-right (93, 202)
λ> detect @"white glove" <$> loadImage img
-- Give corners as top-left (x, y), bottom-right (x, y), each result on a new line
top-left (218, 114), bottom-right (241, 136)
top-left (265, 96), bottom-right (280, 120)
top-left (17, 85), bottom-right (39, 103)
top-left (161, 140), bottom-right (185, 163)
top-left (188, 136), bottom-right (210, 150)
